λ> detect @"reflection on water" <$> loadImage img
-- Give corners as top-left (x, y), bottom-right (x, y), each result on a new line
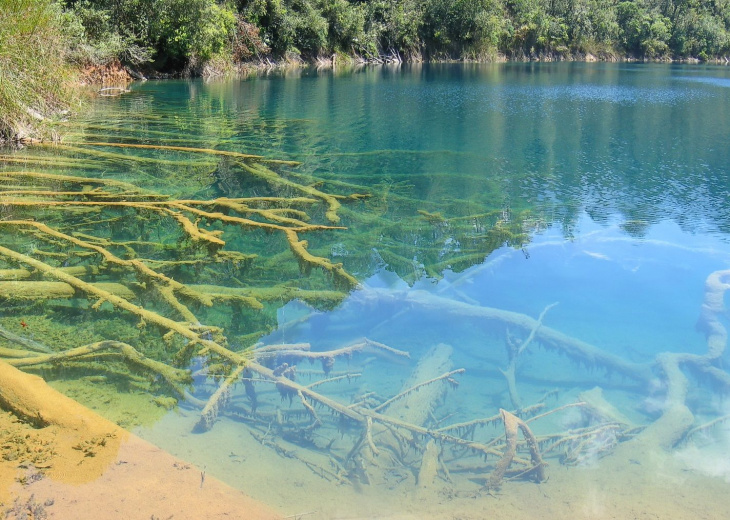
top-left (2, 63), bottom-right (730, 518)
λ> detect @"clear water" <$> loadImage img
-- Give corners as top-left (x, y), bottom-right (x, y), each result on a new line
top-left (2, 62), bottom-right (730, 519)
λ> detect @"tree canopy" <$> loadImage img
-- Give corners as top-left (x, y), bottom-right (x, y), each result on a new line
top-left (59, 0), bottom-right (730, 68)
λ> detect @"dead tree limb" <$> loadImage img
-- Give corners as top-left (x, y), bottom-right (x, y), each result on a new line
top-left (486, 409), bottom-right (546, 489)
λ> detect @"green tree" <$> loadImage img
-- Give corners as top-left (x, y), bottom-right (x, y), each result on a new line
top-left (374, 0), bottom-right (423, 57)
top-left (502, 0), bottom-right (552, 54)
top-left (291, 0), bottom-right (329, 56)
top-left (64, 0), bottom-right (237, 69)
top-left (320, 0), bottom-right (368, 54)
top-left (671, 7), bottom-right (728, 57)
top-left (617, 1), bottom-right (672, 56)
top-left (423, 0), bottom-right (507, 57)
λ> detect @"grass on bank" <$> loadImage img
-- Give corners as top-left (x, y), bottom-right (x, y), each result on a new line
top-left (0, 0), bottom-right (79, 143)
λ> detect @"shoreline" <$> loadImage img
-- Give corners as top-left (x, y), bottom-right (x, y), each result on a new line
top-left (2, 55), bottom-right (724, 145)
top-left (0, 361), bottom-right (280, 519)
top-left (7, 434), bottom-right (282, 520)
top-left (112, 52), bottom-right (729, 83)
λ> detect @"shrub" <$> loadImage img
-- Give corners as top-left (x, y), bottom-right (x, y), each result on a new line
top-left (232, 16), bottom-right (270, 61)
top-left (62, 2), bottom-right (153, 66)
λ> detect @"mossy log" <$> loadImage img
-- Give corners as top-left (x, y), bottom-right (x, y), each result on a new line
top-left (0, 360), bottom-right (123, 435)
top-left (0, 280), bottom-right (136, 301)
top-left (0, 265), bottom-right (105, 281)
top-left (1, 163), bottom-right (364, 291)
top-left (7, 340), bottom-right (189, 391)
top-left (0, 244), bottom-right (230, 360)
top-left (51, 141), bottom-right (300, 166)
top-left (237, 161), bottom-right (344, 224)
top-left (284, 229), bottom-right (358, 289)
top-left (42, 144), bottom-right (218, 167)
top-left (195, 364), bottom-right (246, 432)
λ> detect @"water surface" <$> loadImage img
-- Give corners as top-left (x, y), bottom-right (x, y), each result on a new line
top-left (2, 62), bottom-right (730, 519)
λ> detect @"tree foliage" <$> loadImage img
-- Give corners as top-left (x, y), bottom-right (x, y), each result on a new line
top-left (62, 0), bottom-right (238, 69)
top-left (58, 0), bottom-right (730, 66)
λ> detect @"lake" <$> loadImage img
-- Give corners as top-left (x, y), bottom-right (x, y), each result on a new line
top-left (2, 62), bottom-right (730, 519)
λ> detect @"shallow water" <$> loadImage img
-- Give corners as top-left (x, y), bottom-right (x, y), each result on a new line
top-left (2, 62), bottom-right (730, 519)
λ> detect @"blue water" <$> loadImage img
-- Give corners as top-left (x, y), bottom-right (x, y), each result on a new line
top-left (3, 62), bottom-right (730, 518)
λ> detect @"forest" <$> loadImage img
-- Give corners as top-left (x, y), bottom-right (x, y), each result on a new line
top-left (2, 0), bottom-right (730, 141)
top-left (57, 0), bottom-right (730, 67)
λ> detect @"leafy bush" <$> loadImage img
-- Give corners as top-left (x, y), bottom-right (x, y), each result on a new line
top-left (502, 0), bottom-right (553, 54)
top-left (672, 9), bottom-right (729, 58)
top-left (244, 0), bottom-right (298, 57)
top-left (63, 0), bottom-right (236, 70)
top-left (143, 0), bottom-right (236, 67)
top-left (191, 1), bottom-right (238, 61)
top-left (377, 0), bottom-right (423, 56)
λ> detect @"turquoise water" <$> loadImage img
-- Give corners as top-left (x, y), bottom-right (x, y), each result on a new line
top-left (3, 63), bottom-right (730, 518)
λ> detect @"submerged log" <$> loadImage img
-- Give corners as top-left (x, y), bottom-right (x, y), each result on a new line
top-left (417, 439), bottom-right (440, 491)
top-left (0, 280), bottom-right (136, 301)
top-left (352, 343), bottom-right (459, 486)
top-left (487, 409), bottom-right (546, 489)
top-left (697, 269), bottom-right (730, 359)
top-left (379, 343), bottom-right (455, 422)
top-left (578, 387), bottom-right (636, 427)
top-left (355, 288), bottom-right (652, 382)
top-left (0, 360), bottom-right (127, 483)
top-left (195, 365), bottom-right (246, 432)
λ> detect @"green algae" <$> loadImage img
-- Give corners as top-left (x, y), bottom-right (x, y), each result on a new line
top-left (48, 379), bottom-right (171, 429)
